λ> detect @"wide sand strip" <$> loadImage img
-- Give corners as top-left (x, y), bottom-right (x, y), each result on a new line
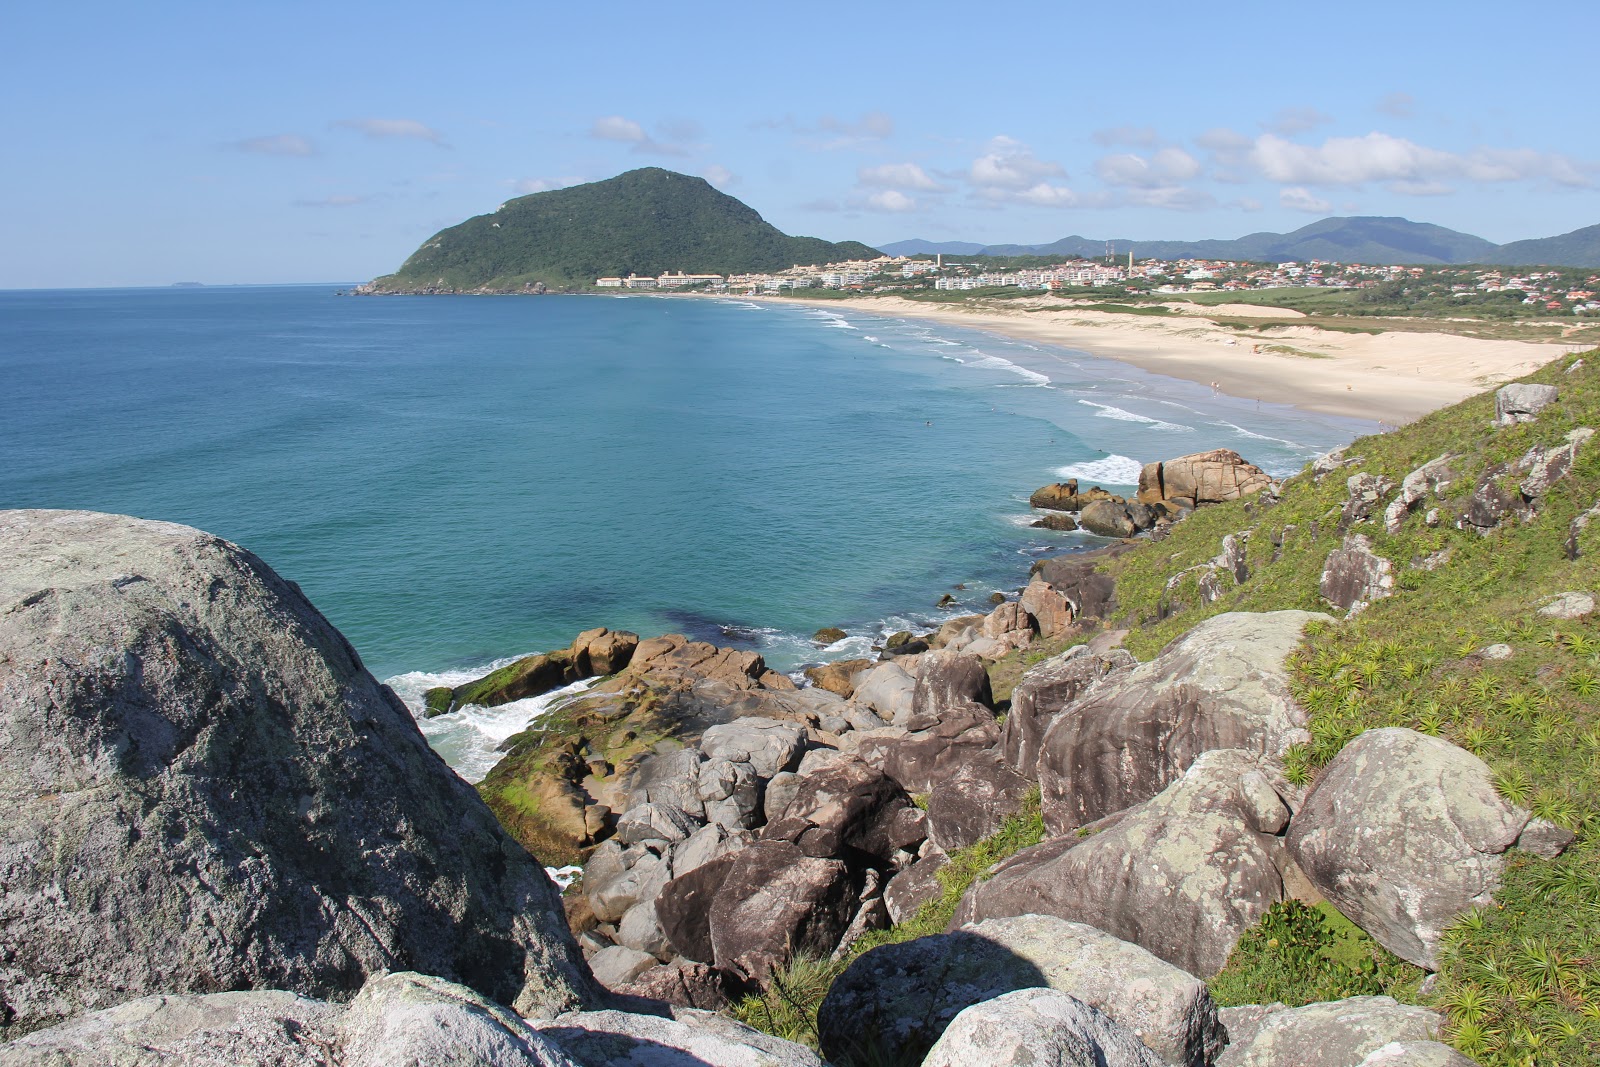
top-left (752, 294), bottom-right (1588, 425)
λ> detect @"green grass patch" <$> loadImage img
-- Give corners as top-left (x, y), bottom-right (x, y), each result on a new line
top-left (1099, 349), bottom-right (1600, 1064)
top-left (1209, 900), bottom-right (1423, 1008)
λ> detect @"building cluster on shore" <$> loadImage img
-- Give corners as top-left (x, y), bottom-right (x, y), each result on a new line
top-left (597, 255), bottom-right (1600, 313)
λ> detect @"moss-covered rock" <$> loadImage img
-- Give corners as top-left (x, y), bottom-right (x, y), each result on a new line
top-left (422, 686), bottom-right (455, 718)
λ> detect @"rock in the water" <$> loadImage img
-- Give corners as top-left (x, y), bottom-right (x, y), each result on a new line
top-left (812, 626), bottom-right (848, 645)
top-left (1031, 481), bottom-right (1083, 512)
top-left (1079, 499), bottom-right (1137, 539)
top-left (535, 1007), bottom-right (826, 1067)
top-left (0, 510), bottom-right (597, 1036)
top-left (1033, 512), bottom-right (1081, 532)
top-left (1288, 728), bottom-right (1528, 969)
top-left (1494, 382), bottom-right (1559, 426)
top-left (922, 988), bottom-right (1164, 1067)
top-left (965, 750), bottom-right (1289, 977)
top-left (1320, 534), bottom-right (1394, 616)
top-left (1037, 610), bottom-right (1326, 830)
top-left (568, 627), bottom-right (640, 678)
top-left (818, 915), bottom-right (1223, 1067)
top-left (1214, 996), bottom-right (1444, 1067)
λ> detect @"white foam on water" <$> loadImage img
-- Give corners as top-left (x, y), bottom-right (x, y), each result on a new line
top-left (1054, 454), bottom-right (1146, 486)
top-left (388, 667), bottom-right (601, 784)
top-left (546, 865), bottom-right (583, 889)
top-left (965, 354), bottom-right (1051, 385)
top-left (805, 309), bottom-right (857, 330)
top-left (1077, 399), bottom-right (1192, 432)
top-left (1212, 419), bottom-right (1303, 449)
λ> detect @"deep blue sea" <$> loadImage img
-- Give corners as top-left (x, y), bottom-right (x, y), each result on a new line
top-left (1, 285), bottom-right (1372, 775)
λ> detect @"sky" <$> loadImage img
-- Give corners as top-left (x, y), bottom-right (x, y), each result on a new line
top-left (4, 2), bottom-right (1598, 288)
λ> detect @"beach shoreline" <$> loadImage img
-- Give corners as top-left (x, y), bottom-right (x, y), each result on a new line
top-left (721, 292), bottom-right (1586, 425)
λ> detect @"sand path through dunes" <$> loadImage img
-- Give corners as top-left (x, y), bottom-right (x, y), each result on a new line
top-left (753, 295), bottom-right (1590, 425)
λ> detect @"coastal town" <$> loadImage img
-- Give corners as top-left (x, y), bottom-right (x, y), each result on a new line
top-left (597, 256), bottom-right (1600, 315)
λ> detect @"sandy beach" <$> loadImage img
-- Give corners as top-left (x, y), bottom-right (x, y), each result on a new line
top-left (750, 294), bottom-right (1591, 425)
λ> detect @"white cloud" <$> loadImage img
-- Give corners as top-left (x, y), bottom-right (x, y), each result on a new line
top-left (333, 118), bottom-right (444, 144)
top-left (969, 136), bottom-right (1067, 190)
top-left (865, 189), bottom-right (917, 212)
top-left (1263, 106), bottom-right (1334, 136)
top-left (588, 115), bottom-right (693, 157)
top-left (1196, 128), bottom-right (1252, 152)
top-left (591, 116), bottom-right (648, 143)
top-left (1280, 186), bottom-right (1333, 214)
top-left (1124, 186), bottom-right (1216, 211)
top-left (1093, 125), bottom-right (1160, 148)
top-left (1009, 183), bottom-right (1081, 207)
top-left (702, 164), bottom-right (735, 187)
top-left (1094, 147), bottom-right (1201, 188)
top-left (1252, 132), bottom-right (1593, 189)
top-left (857, 162), bottom-right (942, 190)
top-left (756, 111), bottom-right (894, 150)
top-left (233, 133), bottom-right (315, 157)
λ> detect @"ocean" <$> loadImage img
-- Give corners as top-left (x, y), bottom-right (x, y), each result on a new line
top-left (0, 285), bottom-right (1372, 776)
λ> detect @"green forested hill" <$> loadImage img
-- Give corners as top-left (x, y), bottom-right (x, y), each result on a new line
top-left (367, 168), bottom-right (879, 291)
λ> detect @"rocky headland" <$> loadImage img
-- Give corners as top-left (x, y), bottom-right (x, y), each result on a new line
top-left (4, 358), bottom-right (1599, 1066)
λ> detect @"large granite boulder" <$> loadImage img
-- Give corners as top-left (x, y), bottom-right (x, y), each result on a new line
top-left (1214, 996), bottom-right (1445, 1067)
top-left (910, 650), bottom-right (993, 720)
top-left (963, 750), bottom-right (1290, 977)
top-left (699, 717), bottom-right (807, 779)
top-left (922, 988), bottom-right (1164, 1067)
top-left (1037, 610), bottom-right (1326, 831)
top-left (1494, 382), bottom-right (1559, 426)
top-left (851, 662), bottom-right (916, 724)
top-left (0, 972), bottom-right (587, 1067)
top-left (1142, 450), bottom-right (1272, 506)
top-left (925, 750), bottom-right (1033, 851)
top-left (1288, 728), bottom-right (1529, 969)
top-left (818, 915), bottom-right (1223, 1067)
top-left (1001, 645), bottom-right (1136, 779)
top-left (873, 699), bottom-right (1000, 794)
top-left (1021, 573), bottom-right (1076, 638)
top-left (1079, 499), bottom-right (1138, 539)
top-left (1320, 535), bottom-right (1394, 615)
top-left (534, 1007), bottom-right (826, 1067)
top-left (0, 510), bottom-right (597, 1037)
top-left (761, 757), bottom-right (913, 864)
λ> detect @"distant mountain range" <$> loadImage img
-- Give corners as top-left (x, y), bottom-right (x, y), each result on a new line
top-left (880, 217), bottom-right (1600, 268)
top-left (369, 168), bottom-right (879, 291)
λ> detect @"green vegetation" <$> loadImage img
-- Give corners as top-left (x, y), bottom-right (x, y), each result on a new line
top-left (369, 168), bottom-right (878, 291)
top-left (1100, 350), bottom-right (1600, 1065)
top-left (731, 788), bottom-right (1046, 1059)
top-left (1210, 900), bottom-right (1422, 1007)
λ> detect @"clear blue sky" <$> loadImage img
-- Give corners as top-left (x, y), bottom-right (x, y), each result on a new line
top-left (5, 2), bottom-right (1597, 287)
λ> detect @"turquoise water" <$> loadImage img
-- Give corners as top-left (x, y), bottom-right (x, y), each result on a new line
top-left (1, 286), bottom-right (1370, 774)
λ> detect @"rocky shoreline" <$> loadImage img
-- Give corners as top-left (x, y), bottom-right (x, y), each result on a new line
top-left (8, 390), bottom-right (1589, 1063)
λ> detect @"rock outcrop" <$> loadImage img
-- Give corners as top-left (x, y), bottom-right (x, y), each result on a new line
top-left (1214, 996), bottom-right (1447, 1067)
top-left (1036, 610), bottom-right (1326, 831)
top-left (818, 915), bottom-right (1224, 1067)
top-left (1494, 382), bottom-right (1559, 426)
top-left (0, 510), bottom-right (597, 1037)
top-left (1320, 534), bottom-right (1394, 616)
top-left (922, 988), bottom-right (1164, 1067)
top-left (1288, 728), bottom-right (1529, 969)
top-left (1139, 450), bottom-right (1273, 507)
top-left (964, 750), bottom-right (1291, 977)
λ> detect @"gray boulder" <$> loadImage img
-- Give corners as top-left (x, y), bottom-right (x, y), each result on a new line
top-left (1080, 500), bottom-right (1138, 539)
top-left (1320, 534), bottom-right (1394, 616)
top-left (699, 718), bottom-right (806, 779)
top-left (1383, 456), bottom-right (1456, 534)
top-left (817, 914), bottom-right (1223, 1067)
top-left (0, 991), bottom-right (343, 1067)
top-left (1288, 728), bottom-right (1529, 969)
top-left (1357, 1041), bottom-right (1478, 1066)
top-left (587, 945), bottom-right (659, 990)
top-left (1215, 996), bottom-right (1445, 1067)
top-left (1037, 610), bottom-right (1325, 831)
top-left (1536, 590), bottom-right (1596, 619)
top-left (909, 650), bottom-right (994, 720)
top-left (339, 971), bottom-right (583, 1067)
top-left (615, 802), bottom-right (702, 845)
top-left (708, 841), bottom-right (857, 984)
top-left (760, 757), bottom-right (913, 864)
top-left (1495, 382), bottom-right (1559, 425)
top-left (965, 750), bottom-right (1290, 977)
top-left (1021, 573), bottom-right (1076, 638)
top-left (0, 510), bottom-right (596, 1036)
top-left (925, 750), bottom-right (1032, 851)
top-left (922, 988), bottom-right (1163, 1067)
top-left (882, 852), bottom-right (948, 925)
top-left (1001, 645), bottom-right (1136, 780)
top-left (535, 1007), bottom-right (826, 1067)
top-left (852, 662), bottom-right (916, 724)
top-left (1341, 473), bottom-right (1396, 528)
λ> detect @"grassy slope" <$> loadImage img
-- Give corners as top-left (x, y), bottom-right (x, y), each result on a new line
top-left (732, 351), bottom-right (1600, 1065)
top-left (1102, 350), bottom-right (1600, 1065)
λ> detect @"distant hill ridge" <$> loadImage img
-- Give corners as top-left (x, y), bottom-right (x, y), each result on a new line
top-left (883, 216), bottom-right (1600, 268)
top-left (368, 168), bottom-right (879, 292)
